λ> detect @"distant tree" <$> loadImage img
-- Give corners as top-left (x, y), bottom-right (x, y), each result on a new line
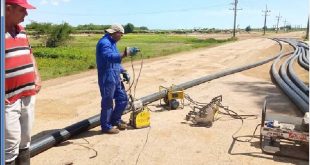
top-left (262, 25), bottom-right (267, 31)
top-left (124, 23), bottom-right (135, 33)
top-left (245, 25), bottom-right (251, 33)
top-left (76, 24), bottom-right (110, 31)
top-left (140, 26), bottom-right (148, 30)
top-left (285, 25), bottom-right (292, 30)
top-left (46, 22), bottom-right (73, 47)
top-left (26, 21), bottom-right (53, 35)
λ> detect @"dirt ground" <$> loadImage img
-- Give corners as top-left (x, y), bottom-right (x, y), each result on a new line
top-left (31, 32), bottom-right (309, 165)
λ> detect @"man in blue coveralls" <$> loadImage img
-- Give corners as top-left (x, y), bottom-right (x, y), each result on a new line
top-left (96, 24), bottom-right (130, 134)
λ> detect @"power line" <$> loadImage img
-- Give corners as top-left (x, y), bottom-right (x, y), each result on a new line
top-left (230, 0), bottom-right (242, 38)
top-left (283, 19), bottom-right (288, 27)
top-left (276, 13), bottom-right (282, 33)
top-left (33, 3), bottom-right (230, 17)
top-left (262, 4), bottom-right (271, 35)
top-left (283, 19), bottom-right (290, 32)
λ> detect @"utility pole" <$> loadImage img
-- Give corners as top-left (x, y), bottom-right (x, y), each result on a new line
top-left (306, 17), bottom-right (309, 40)
top-left (262, 4), bottom-right (271, 35)
top-left (276, 13), bottom-right (282, 33)
top-left (283, 19), bottom-right (288, 27)
top-left (283, 19), bottom-right (288, 30)
top-left (283, 19), bottom-right (288, 32)
top-left (230, 0), bottom-right (242, 38)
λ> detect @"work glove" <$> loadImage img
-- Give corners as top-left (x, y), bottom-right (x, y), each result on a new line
top-left (121, 71), bottom-right (130, 84)
top-left (125, 47), bottom-right (140, 56)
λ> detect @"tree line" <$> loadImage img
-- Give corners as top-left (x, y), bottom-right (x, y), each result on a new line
top-left (26, 22), bottom-right (147, 47)
top-left (26, 21), bottom-right (305, 48)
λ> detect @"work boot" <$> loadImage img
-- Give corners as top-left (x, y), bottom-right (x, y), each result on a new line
top-left (102, 128), bottom-right (120, 134)
top-left (5, 160), bottom-right (15, 165)
top-left (114, 120), bottom-right (128, 130)
top-left (15, 148), bottom-right (30, 165)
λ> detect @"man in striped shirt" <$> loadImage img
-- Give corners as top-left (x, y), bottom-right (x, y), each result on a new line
top-left (5, 0), bottom-right (40, 164)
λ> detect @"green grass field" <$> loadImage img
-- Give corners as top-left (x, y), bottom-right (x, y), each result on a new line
top-left (30, 34), bottom-right (234, 80)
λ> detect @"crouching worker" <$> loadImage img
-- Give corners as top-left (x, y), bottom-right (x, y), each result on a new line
top-left (96, 24), bottom-right (133, 134)
top-left (5, 0), bottom-right (41, 164)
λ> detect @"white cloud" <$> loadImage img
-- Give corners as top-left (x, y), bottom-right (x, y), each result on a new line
top-left (51, 0), bottom-right (59, 6)
top-left (40, 0), bottom-right (71, 6)
top-left (40, 0), bottom-right (48, 5)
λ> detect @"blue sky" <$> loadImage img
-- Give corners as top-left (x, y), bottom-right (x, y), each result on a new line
top-left (24, 0), bottom-right (309, 30)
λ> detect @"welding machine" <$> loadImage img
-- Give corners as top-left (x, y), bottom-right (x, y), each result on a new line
top-left (159, 85), bottom-right (184, 110)
top-left (129, 100), bottom-right (151, 129)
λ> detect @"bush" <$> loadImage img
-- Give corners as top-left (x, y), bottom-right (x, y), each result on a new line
top-left (124, 23), bottom-right (135, 33)
top-left (46, 22), bottom-right (73, 47)
top-left (245, 25), bottom-right (251, 33)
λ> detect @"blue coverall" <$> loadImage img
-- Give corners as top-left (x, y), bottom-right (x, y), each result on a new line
top-left (96, 33), bottom-right (128, 131)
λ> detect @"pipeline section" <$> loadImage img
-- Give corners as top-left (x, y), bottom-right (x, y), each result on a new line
top-left (287, 48), bottom-right (309, 95)
top-left (30, 38), bottom-right (284, 157)
top-left (270, 38), bottom-right (309, 113)
top-left (141, 39), bottom-right (283, 105)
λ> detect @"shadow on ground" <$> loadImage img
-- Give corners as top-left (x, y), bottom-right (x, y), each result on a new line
top-left (224, 81), bottom-right (304, 117)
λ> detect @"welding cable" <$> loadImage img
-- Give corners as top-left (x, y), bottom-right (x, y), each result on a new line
top-left (126, 55), bottom-right (137, 94)
top-left (218, 105), bottom-right (259, 142)
top-left (133, 52), bottom-right (144, 99)
top-left (126, 51), bottom-right (144, 99)
top-left (122, 52), bottom-right (145, 115)
top-left (184, 94), bottom-right (209, 106)
top-left (218, 105), bottom-right (257, 119)
top-left (70, 138), bottom-right (98, 159)
top-left (135, 126), bottom-right (151, 165)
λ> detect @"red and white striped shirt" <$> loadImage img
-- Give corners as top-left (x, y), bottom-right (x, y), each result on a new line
top-left (5, 25), bottom-right (36, 104)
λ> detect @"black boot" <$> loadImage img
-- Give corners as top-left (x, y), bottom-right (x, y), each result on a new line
top-left (15, 148), bottom-right (30, 165)
top-left (5, 160), bottom-right (15, 165)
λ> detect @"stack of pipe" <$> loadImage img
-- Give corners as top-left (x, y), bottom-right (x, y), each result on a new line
top-left (271, 38), bottom-right (309, 113)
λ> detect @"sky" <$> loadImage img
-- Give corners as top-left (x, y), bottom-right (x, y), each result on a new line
top-left (24, 0), bottom-right (309, 30)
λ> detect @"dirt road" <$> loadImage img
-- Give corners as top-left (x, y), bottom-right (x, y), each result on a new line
top-left (31, 34), bottom-right (308, 165)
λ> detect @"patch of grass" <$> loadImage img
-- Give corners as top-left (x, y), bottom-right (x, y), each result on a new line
top-left (30, 34), bottom-right (234, 80)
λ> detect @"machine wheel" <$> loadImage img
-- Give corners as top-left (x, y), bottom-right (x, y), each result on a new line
top-left (170, 99), bottom-right (180, 110)
top-left (260, 99), bottom-right (267, 150)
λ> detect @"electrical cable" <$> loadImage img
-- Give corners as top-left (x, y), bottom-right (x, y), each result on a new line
top-left (185, 94), bottom-right (259, 142)
top-left (135, 126), bottom-right (151, 165)
top-left (126, 55), bottom-right (136, 93)
top-left (126, 51), bottom-right (144, 99)
top-left (184, 94), bottom-right (209, 106)
top-left (133, 52), bottom-right (144, 99)
top-left (218, 105), bottom-right (259, 142)
top-left (70, 138), bottom-right (98, 159)
top-left (122, 51), bottom-right (145, 114)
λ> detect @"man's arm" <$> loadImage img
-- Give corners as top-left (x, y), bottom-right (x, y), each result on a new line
top-left (99, 42), bottom-right (124, 63)
top-left (30, 52), bottom-right (41, 93)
